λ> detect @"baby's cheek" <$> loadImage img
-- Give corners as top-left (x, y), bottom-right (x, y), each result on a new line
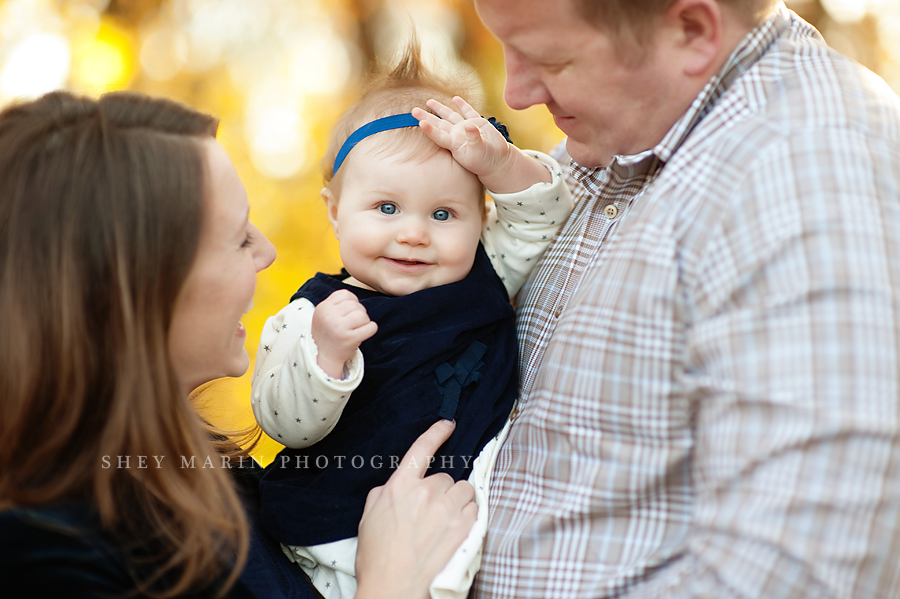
top-left (449, 245), bottom-right (480, 282)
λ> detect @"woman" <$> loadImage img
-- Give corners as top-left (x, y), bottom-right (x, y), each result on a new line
top-left (0, 90), bottom-right (476, 598)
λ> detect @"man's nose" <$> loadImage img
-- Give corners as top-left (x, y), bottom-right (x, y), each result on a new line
top-left (503, 49), bottom-right (551, 111)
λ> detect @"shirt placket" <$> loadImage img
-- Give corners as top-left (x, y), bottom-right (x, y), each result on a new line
top-left (518, 157), bottom-right (660, 401)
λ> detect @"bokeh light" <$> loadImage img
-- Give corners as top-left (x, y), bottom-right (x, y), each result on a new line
top-left (69, 20), bottom-right (133, 90)
top-left (820, 0), bottom-right (868, 23)
top-left (139, 26), bottom-right (187, 81)
top-left (1, 0), bottom-right (898, 463)
top-left (0, 33), bottom-right (70, 98)
top-left (244, 88), bottom-right (311, 179)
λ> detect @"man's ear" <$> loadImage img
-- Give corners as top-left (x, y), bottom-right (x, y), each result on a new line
top-left (664, 0), bottom-right (722, 78)
top-left (322, 187), bottom-right (339, 239)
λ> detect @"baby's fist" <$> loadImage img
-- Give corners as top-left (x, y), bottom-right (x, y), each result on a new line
top-left (311, 290), bottom-right (378, 378)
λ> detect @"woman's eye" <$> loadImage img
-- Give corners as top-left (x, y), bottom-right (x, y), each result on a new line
top-left (433, 209), bottom-right (451, 221)
top-left (379, 203), bottom-right (397, 215)
top-left (241, 233), bottom-right (253, 248)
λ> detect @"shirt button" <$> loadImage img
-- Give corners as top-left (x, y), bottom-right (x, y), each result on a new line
top-left (604, 204), bottom-right (619, 219)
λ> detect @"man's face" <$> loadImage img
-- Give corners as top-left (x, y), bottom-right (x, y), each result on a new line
top-left (476, 0), bottom-right (684, 168)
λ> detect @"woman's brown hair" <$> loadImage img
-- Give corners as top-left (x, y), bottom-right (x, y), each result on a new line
top-left (0, 91), bottom-right (249, 597)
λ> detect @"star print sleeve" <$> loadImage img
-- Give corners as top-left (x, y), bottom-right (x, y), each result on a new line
top-left (250, 297), bottom-right (364, 449)
top-left (481, 150), bottom-right (574, 298)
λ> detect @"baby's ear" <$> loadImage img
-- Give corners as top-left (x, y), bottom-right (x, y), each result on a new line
top-left (321, 187), bottom-right (339, 239)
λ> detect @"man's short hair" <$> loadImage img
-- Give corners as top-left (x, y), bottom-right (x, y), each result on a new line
top-left (573, 0), bottom-right (779, 49)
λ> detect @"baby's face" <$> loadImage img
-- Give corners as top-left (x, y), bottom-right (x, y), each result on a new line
top-left (327, 145), bottom-right (484, 296)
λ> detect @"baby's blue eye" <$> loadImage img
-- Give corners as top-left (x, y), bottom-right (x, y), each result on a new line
top-left (379, 203), bottom-right (397, 215)
top-left (433, 209), bottom-right (451, 221)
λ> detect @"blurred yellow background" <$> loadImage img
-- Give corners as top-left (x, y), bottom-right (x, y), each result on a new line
top-left (2, 0), bottom-right (897, 464)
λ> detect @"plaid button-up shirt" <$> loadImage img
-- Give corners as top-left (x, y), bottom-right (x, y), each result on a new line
top-left (475, 5), bottom-right (900, 598)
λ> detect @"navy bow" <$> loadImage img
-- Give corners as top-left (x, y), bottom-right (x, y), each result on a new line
top-left (435, 341), bottom-right (487, 420)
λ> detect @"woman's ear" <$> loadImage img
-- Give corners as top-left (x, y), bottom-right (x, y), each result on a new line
top-left (321, 187), bottom-right (339, 239)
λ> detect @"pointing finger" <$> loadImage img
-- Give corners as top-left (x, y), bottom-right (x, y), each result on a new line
top-left (395, 419), bottom-right (456, 479)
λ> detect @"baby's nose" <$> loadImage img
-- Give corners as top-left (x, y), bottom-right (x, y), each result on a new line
top-left (395, 218), bottom-right (429, 246)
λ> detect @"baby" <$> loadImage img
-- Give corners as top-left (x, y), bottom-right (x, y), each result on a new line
top-left (251, 43), bottom-right (573, 599)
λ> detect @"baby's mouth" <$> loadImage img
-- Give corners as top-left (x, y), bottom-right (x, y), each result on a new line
top-left (392, 259), bottom-right (427, 265)
top-left (385, 257), bottom-right (432, 271)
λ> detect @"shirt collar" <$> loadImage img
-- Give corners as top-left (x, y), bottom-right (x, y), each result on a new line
top-left (572, 3), bottom-right (792, 183)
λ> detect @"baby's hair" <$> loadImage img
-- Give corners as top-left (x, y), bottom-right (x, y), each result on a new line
top-left (322, 37), bottom-right (481, 196)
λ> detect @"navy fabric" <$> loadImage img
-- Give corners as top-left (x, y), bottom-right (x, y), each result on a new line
top-left (0, 463), bottom-right (318, 599)
top-left (235, 464), bottom-right (321, 599)
top-left (0, 504), bottom-right (147, 599)
top-left (259, 242), bottom-right (518, 546)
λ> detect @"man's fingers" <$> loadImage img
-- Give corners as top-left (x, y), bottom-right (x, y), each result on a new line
top-left (396, 420), bottom-right (456, 478)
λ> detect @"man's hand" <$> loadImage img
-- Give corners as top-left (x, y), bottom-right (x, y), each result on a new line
top-left (311, 289), bottom-right (377, 379)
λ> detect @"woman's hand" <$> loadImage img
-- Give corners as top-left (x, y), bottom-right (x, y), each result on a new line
top-left (355, 420), bottom-right (478, 599)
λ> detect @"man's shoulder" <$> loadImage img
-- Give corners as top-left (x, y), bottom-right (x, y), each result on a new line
top-left (681, 38), bottom-right (899, 186)
top-left (733, 27), bottom-right (900, 143)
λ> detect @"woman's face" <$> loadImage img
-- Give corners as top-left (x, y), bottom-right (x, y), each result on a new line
top-left (168, 139), bottom-right (276, 395)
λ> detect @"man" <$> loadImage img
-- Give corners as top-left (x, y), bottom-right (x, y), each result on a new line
top-left (472, 0), bottom-right (900, 597)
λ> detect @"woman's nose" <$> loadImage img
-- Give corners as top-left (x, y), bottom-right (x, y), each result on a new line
top-left (254, 227), bottom-right (277, 271)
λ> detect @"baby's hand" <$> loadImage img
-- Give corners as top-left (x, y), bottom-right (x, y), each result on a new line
top-left (412, 96), bottom-right (550, 194)
top-left (311, 290), bottom-right (377, 379)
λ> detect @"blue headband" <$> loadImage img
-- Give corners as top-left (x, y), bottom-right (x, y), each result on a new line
top-left (332, 113), bottom-right (513, 175)
top-left (333, 113), bottom-right (419, 175)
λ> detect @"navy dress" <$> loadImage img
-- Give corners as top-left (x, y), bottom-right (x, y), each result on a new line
top-left (259, 243), bottom-right (518, 546)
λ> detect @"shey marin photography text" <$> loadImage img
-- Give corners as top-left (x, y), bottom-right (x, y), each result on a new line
top-left (101, 453), bottom-right (475, 470)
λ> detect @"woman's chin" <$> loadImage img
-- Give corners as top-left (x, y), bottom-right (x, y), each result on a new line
top-left (228, 349), bottom-right (251, 379)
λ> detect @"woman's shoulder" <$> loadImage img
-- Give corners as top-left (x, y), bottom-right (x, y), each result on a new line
top-left (0, 503), bottom-right (136, 597)
top-left (0, 504), bottom-right (261, 598)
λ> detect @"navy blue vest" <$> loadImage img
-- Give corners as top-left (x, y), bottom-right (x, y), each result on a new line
top-left (259, 243), bottom-right (518, 546)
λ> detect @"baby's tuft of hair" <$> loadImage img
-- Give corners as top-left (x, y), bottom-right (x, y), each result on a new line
top-left (322, 35), bottom-right (481, 193)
